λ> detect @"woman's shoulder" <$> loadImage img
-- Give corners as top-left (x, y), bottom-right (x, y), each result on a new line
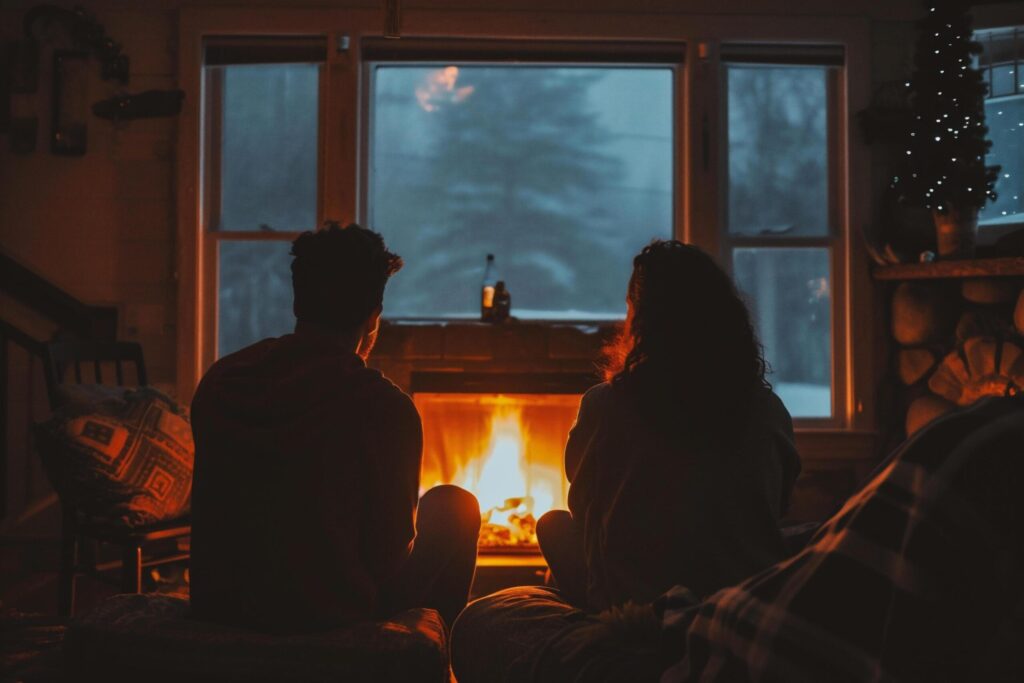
top-left (753, 388), bottom-right (795, 436)
top-left (580, 380), bottom-right (633, 418)
top-left (582, 381), bottom-right (613, 402)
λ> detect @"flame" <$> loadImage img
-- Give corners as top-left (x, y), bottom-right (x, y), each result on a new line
top-left (415, 66), bottom-right (475, 112)
top-left (416, 393), bottom-right (576, 549)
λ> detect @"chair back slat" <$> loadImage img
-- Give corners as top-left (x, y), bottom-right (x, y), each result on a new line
top-left (136, 352), bottom-right (148, 386)
top-left (43, 341), bottom-right (149, 410)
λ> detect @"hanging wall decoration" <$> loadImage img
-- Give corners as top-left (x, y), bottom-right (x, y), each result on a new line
top-left (92, 89), bottom-right (185, 121)
top-left (23, 5), bottom-right (129, 84)
top-left (52, 50), bottom-right (89, 155)
top-left (890, 0), bottom-right (1000, 259)
top-left (19, 4), bottom-right (134, 156)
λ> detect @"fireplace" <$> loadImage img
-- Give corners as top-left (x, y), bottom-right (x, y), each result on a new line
top-left (412, 371), bottom-right (593, 553)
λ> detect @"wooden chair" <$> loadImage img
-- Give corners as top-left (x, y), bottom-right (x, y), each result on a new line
top-left (43, 341), bottom-right (191, 616)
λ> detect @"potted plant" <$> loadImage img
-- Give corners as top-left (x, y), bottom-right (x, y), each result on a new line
top-left (892, 0), bottom-right (1000, 258)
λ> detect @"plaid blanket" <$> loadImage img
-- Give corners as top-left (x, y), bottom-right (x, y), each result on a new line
top-left (658, 395), bottom-right (1024, 682)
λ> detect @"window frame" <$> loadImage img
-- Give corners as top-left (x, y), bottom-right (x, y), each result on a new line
top-left (200, 55), bottom-right (328, 366)
top-left (716, 50), bottom-right (847, 426)
top-left (177, 7), bottom-right (876, 440)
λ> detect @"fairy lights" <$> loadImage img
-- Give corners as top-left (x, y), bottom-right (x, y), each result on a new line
top-left (892, 1), bottom-right (999, 215)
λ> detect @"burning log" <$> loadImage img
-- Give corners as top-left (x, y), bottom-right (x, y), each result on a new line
top-left (480, 496), bottom-right (539, 547)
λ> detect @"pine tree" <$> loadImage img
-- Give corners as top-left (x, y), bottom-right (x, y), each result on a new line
top-left (893, 0), bottom-right (999, 216)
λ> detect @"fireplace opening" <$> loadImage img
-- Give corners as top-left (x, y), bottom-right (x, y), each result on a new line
top-left (413, 372), bottom-right (592, 553)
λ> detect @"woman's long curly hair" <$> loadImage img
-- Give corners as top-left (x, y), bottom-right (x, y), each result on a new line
top-left (602, 240), bottom-right (770, 428)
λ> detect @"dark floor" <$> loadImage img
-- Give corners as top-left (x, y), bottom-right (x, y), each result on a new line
top-left (1, 609), bottom-right (65, 683)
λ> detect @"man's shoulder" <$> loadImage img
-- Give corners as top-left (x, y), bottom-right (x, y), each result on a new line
top-left (191, 338), bottom-right (277, 404)
top-left (360, 368), bottom-right (419, 421)
top-left (203, 337), bottom-right (279, 377)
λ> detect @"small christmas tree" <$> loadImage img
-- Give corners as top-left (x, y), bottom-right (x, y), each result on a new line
top-left (893, 0), bottom-right (999, 218)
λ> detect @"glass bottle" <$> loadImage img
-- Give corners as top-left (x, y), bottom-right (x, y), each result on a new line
top-left (481, 254), bottom-right (496, 321)
top-left (493, 281), bottom-right (511, 322)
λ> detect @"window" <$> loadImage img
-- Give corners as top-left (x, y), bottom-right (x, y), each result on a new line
top-left (721, 49), bottom-right (842, 419)
top-left (977, 27), bottom-right (1023, 228)
top-left (366, 48), bottom-right (677, 319)
top-left (202, 38), bottom-right (325, 357)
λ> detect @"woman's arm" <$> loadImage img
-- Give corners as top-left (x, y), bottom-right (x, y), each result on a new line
top-left (564, 384), bottom-right (609, 483)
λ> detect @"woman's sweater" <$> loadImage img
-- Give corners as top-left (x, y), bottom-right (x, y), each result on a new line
top-left (566, 380), bottom-right (801, 610)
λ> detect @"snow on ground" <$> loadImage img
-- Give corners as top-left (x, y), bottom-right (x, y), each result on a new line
top-left (774, 382), bottom-right (831, 418)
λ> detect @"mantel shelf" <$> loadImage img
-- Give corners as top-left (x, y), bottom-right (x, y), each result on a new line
top-left (873, 257), bottom-right (1024, 281)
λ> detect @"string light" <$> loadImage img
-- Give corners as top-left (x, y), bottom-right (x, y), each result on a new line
top-left (892, 1), bottom-right (998, 215)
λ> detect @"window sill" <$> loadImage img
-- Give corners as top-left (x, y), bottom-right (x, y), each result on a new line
top-left (793, 430), bottom-right (879, 464)
top-left (873, 256), bottom-right (1024, 281)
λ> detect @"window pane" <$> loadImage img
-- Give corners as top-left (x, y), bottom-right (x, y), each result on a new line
top-left (990, 63), bottom-right (1018, 98)
top-left (214, 63), bottom-right (319, 231)
top-left (726, 65), bottom-right (830, 236)
top-left (979, 95), bottom-right (1024, 225)
top-left (370, 66), bottom-right (673, 319)
top-left (218, 241), bottom-right (294, 357)
top-left (733, 248), bottom-right (832, 418)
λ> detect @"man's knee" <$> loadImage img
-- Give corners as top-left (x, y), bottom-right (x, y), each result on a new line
top-left (418, 485), bottom-right (481, 536)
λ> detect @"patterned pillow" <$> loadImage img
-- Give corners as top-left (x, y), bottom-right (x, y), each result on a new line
top-left (35, 385), bottom-right (193, 527)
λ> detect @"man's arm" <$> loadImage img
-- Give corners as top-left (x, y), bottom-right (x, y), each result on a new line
top-left (362, 390), bottom-right (422, 582)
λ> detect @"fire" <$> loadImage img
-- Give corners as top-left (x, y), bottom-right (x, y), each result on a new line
top-left (416, 393), bottom-right (577, 550)
top-left (457, 406), bottom-right (556, 546)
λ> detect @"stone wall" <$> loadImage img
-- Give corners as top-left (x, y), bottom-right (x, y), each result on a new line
top-left (891, 277), bottom-right (1024, 437)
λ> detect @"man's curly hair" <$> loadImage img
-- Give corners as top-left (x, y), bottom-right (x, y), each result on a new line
top-left (290, 222), bottom-right (402, 333)
top-left (602, 240), bottom-right (769, 425)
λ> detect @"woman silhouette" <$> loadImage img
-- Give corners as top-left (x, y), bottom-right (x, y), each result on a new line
top-left (538, 239), bottom-right (801, 609)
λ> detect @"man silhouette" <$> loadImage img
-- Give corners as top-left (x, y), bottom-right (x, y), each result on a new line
top-left (190, 222), bottom-right (480, 632)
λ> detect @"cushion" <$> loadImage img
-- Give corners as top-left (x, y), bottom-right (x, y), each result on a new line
top-left (63, 594), bottom-right (450, 682)
top-left (35, 385), bottom-right (193, 527)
